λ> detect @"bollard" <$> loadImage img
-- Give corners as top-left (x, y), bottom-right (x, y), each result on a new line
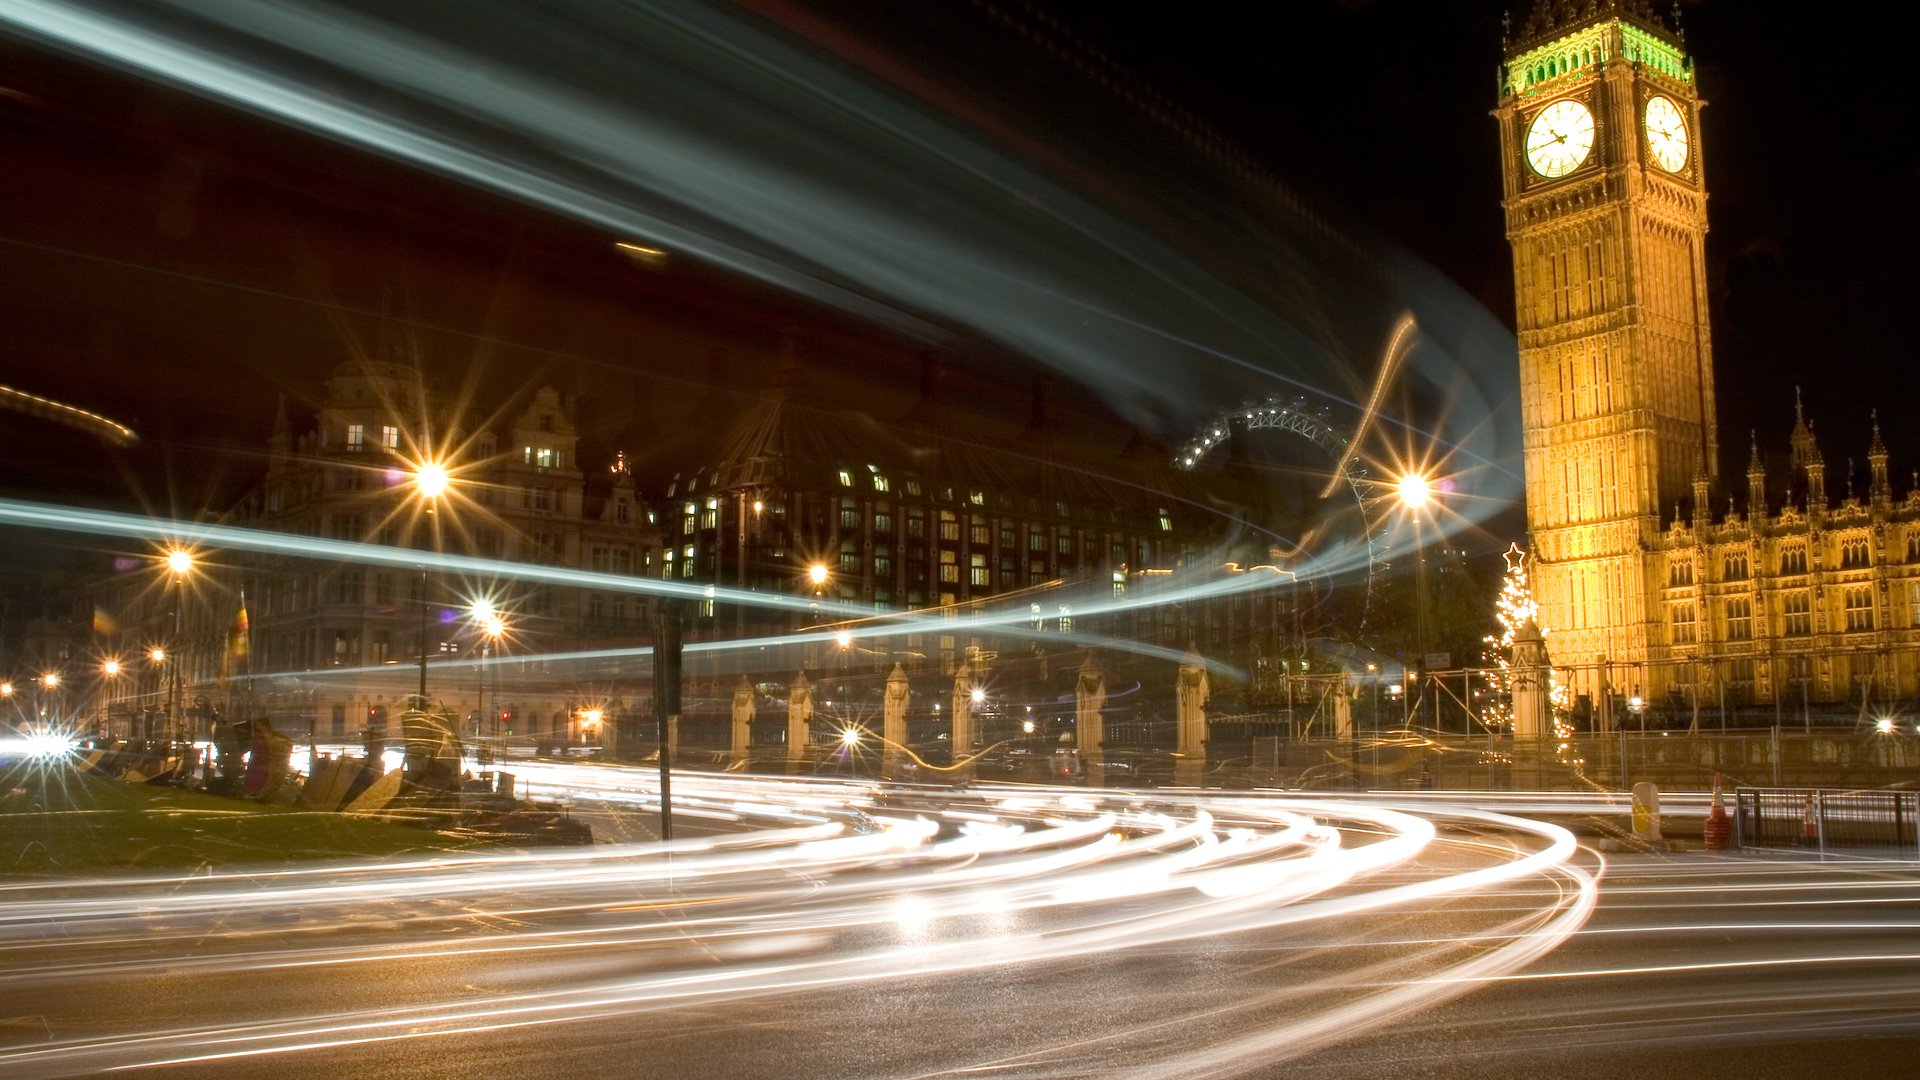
top-left (1703, 772), bottom-right (1731, 851)
top-left (1631, 781), bottom-right (1663, 844)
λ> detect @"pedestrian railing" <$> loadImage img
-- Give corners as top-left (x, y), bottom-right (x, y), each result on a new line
top-left (1733, 787), bottom-right (1920, 858)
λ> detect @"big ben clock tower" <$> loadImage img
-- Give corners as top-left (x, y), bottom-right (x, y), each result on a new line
top-left (1496, 0), bottom-right (1716, 697)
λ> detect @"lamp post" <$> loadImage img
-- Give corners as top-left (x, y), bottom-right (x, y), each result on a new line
top-left (146, 647), bottom-right (165, 741)
top-left (471, 600), bottom-right (506, 741)
top-left (39, 671), bottom-right (60, 727)
top-left (410, 459), bottom-right (452, 714)
top-left (162, 548), bottom-right (193, 743)
top-left (1395, 472), bottom-right (1435, 726)
top-left (99, 659), bottom-right (121, 740)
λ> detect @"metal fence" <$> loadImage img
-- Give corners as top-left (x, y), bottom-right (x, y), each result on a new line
top-left (1733, 787), bottom-right (1920, 858)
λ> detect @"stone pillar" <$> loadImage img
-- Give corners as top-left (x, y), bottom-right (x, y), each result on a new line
top-left (950, 662), bottom-right (974, 763)
top-left (883, 662), bottom-right (910, 774)
top-left (1075, 653), bottom-right (1106, 759)
top-left (730, 675), bottom-right (755, 760)
top-left (1511, 618), bottom-right (1550, 740)
top-left (787, 672), bottom-right (813, 765)
top-left (1176, 648), bottom-right (1209, 759)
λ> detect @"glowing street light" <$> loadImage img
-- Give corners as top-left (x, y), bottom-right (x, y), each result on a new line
top-left (148, 647), bottom-right (166, 664)
top-left (1395, 471), bottom-right (1433, 510)
top-left (970, 687), bottom-right (986, 705)
top-left (41, 672), bottom-right (60, 690)
top-left (839, 727), bottom-right (861, 747)
top-left (836, 630), bottom-right (853, 650)
top-left (101, 659), bottom-right (121, 677)
top-left (405, 461), bottom-right (459, 712)
top-left (809, 563), bottom-right (829, 588)
top-left (157, 547), bottom-right (195, 743)
top-left (470, 600), bottom-right (509, 741)
top-left (411, 459), bottom-right (452, 500)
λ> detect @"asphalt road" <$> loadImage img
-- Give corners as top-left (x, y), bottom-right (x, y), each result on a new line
top-left (3, 769), bottom-right (1917, 1078)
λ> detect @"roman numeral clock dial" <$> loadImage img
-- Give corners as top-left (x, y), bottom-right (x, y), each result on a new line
top-left (1644, 94), bottom-right (1689, 172)
top-left (1524, 99), bottom-right (1595, 179)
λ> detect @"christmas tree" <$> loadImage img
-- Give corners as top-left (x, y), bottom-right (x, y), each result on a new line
top-left (1480, 543), bottom-right (1577, 762)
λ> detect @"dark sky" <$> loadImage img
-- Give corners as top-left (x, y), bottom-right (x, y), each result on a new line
top-left (1, 0), bottom-right (1914, 512)
top-left (1031, 0), bottom-right (1920, 471)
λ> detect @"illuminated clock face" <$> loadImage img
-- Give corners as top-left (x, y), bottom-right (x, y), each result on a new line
top-left (1644, 95), bottom-right (1689, 172)
top-left (1525, 99), bottom-right (1595, 178)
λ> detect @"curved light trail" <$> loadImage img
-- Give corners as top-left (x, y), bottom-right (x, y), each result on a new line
top-left (0, 768), bottom-right (1592, 1077)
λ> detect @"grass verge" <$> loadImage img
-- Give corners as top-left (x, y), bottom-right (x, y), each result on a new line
top-left (1, 756), bottom-right (505, 876)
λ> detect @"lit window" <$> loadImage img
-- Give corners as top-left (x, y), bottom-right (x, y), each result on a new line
top-left (969, 490), bottom-right (985, 505)
top-left (1058, 605), bottom-right (1073, 634)
top-left (1726, 598), bottom-right (1752, 641)
top-left (1784, 592), bottom-right (1811, 636)
top-left (838, 470), bottom-right (853, 487)
top-left (873, 475), bottom-right (890, 492)
top-left (1670, 603), bottom-right (1696, 644)
top-left (1842, 538), bottom-right (1871, 569)
top-left (1845, 589), bottom-right (1875, 632)
top-left (346, 424), bottom-right (365, 451)
top-left (970, 553), bottom-right (989, 586)
top-left (1158, 509), bottom-right (1172, 532)
top-left (381, 425), bottom-right (399, 449)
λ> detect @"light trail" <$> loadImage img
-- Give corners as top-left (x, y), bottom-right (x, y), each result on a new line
top-left (0, 0), bottom-right (1522, 541)
top-left (0, 768), bottom-right (1590, 1076)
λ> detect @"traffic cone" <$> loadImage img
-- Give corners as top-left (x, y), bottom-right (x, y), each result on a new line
top-left (1704, 772), bottom-right (1731, 851)
top-left (1800, 796), bottom-right (1818, 846)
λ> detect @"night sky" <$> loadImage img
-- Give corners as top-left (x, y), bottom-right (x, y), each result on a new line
top-left (1, 0), bottom-right (1914, 517)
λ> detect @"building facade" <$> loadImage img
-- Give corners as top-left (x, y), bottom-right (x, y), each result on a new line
top-left (87, 343), bottom-right (665, 746)
top-left (1499, 1), bottom-right (1920, 720)
top-left (1496, 0), bottom-right (1716, 698)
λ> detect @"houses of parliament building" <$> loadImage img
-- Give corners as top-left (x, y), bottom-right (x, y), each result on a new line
top-left (1499, 0), bottom-right (1920, 718)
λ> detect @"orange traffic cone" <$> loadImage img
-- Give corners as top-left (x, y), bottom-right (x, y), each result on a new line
top-left (1800, 796), bottom-right (1818, 846)
top-left (1704, 773), bottom-right (1731, 851)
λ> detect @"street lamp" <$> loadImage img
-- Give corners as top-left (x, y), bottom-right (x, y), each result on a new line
top-left (99, 659), bottom-right (121, 739)
top-left (1395, 471), bottom-right (1435, 687)
top-left (39, 672), bottom-right (60, 725)
top-left (144, 647), bottom-right (165, 741)
top-left (471, 600), bottom-right (507, 742)
top-left (409, 459), bottom-right (455, 713)
top-left (161, 547), bottom-right (194, 742)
